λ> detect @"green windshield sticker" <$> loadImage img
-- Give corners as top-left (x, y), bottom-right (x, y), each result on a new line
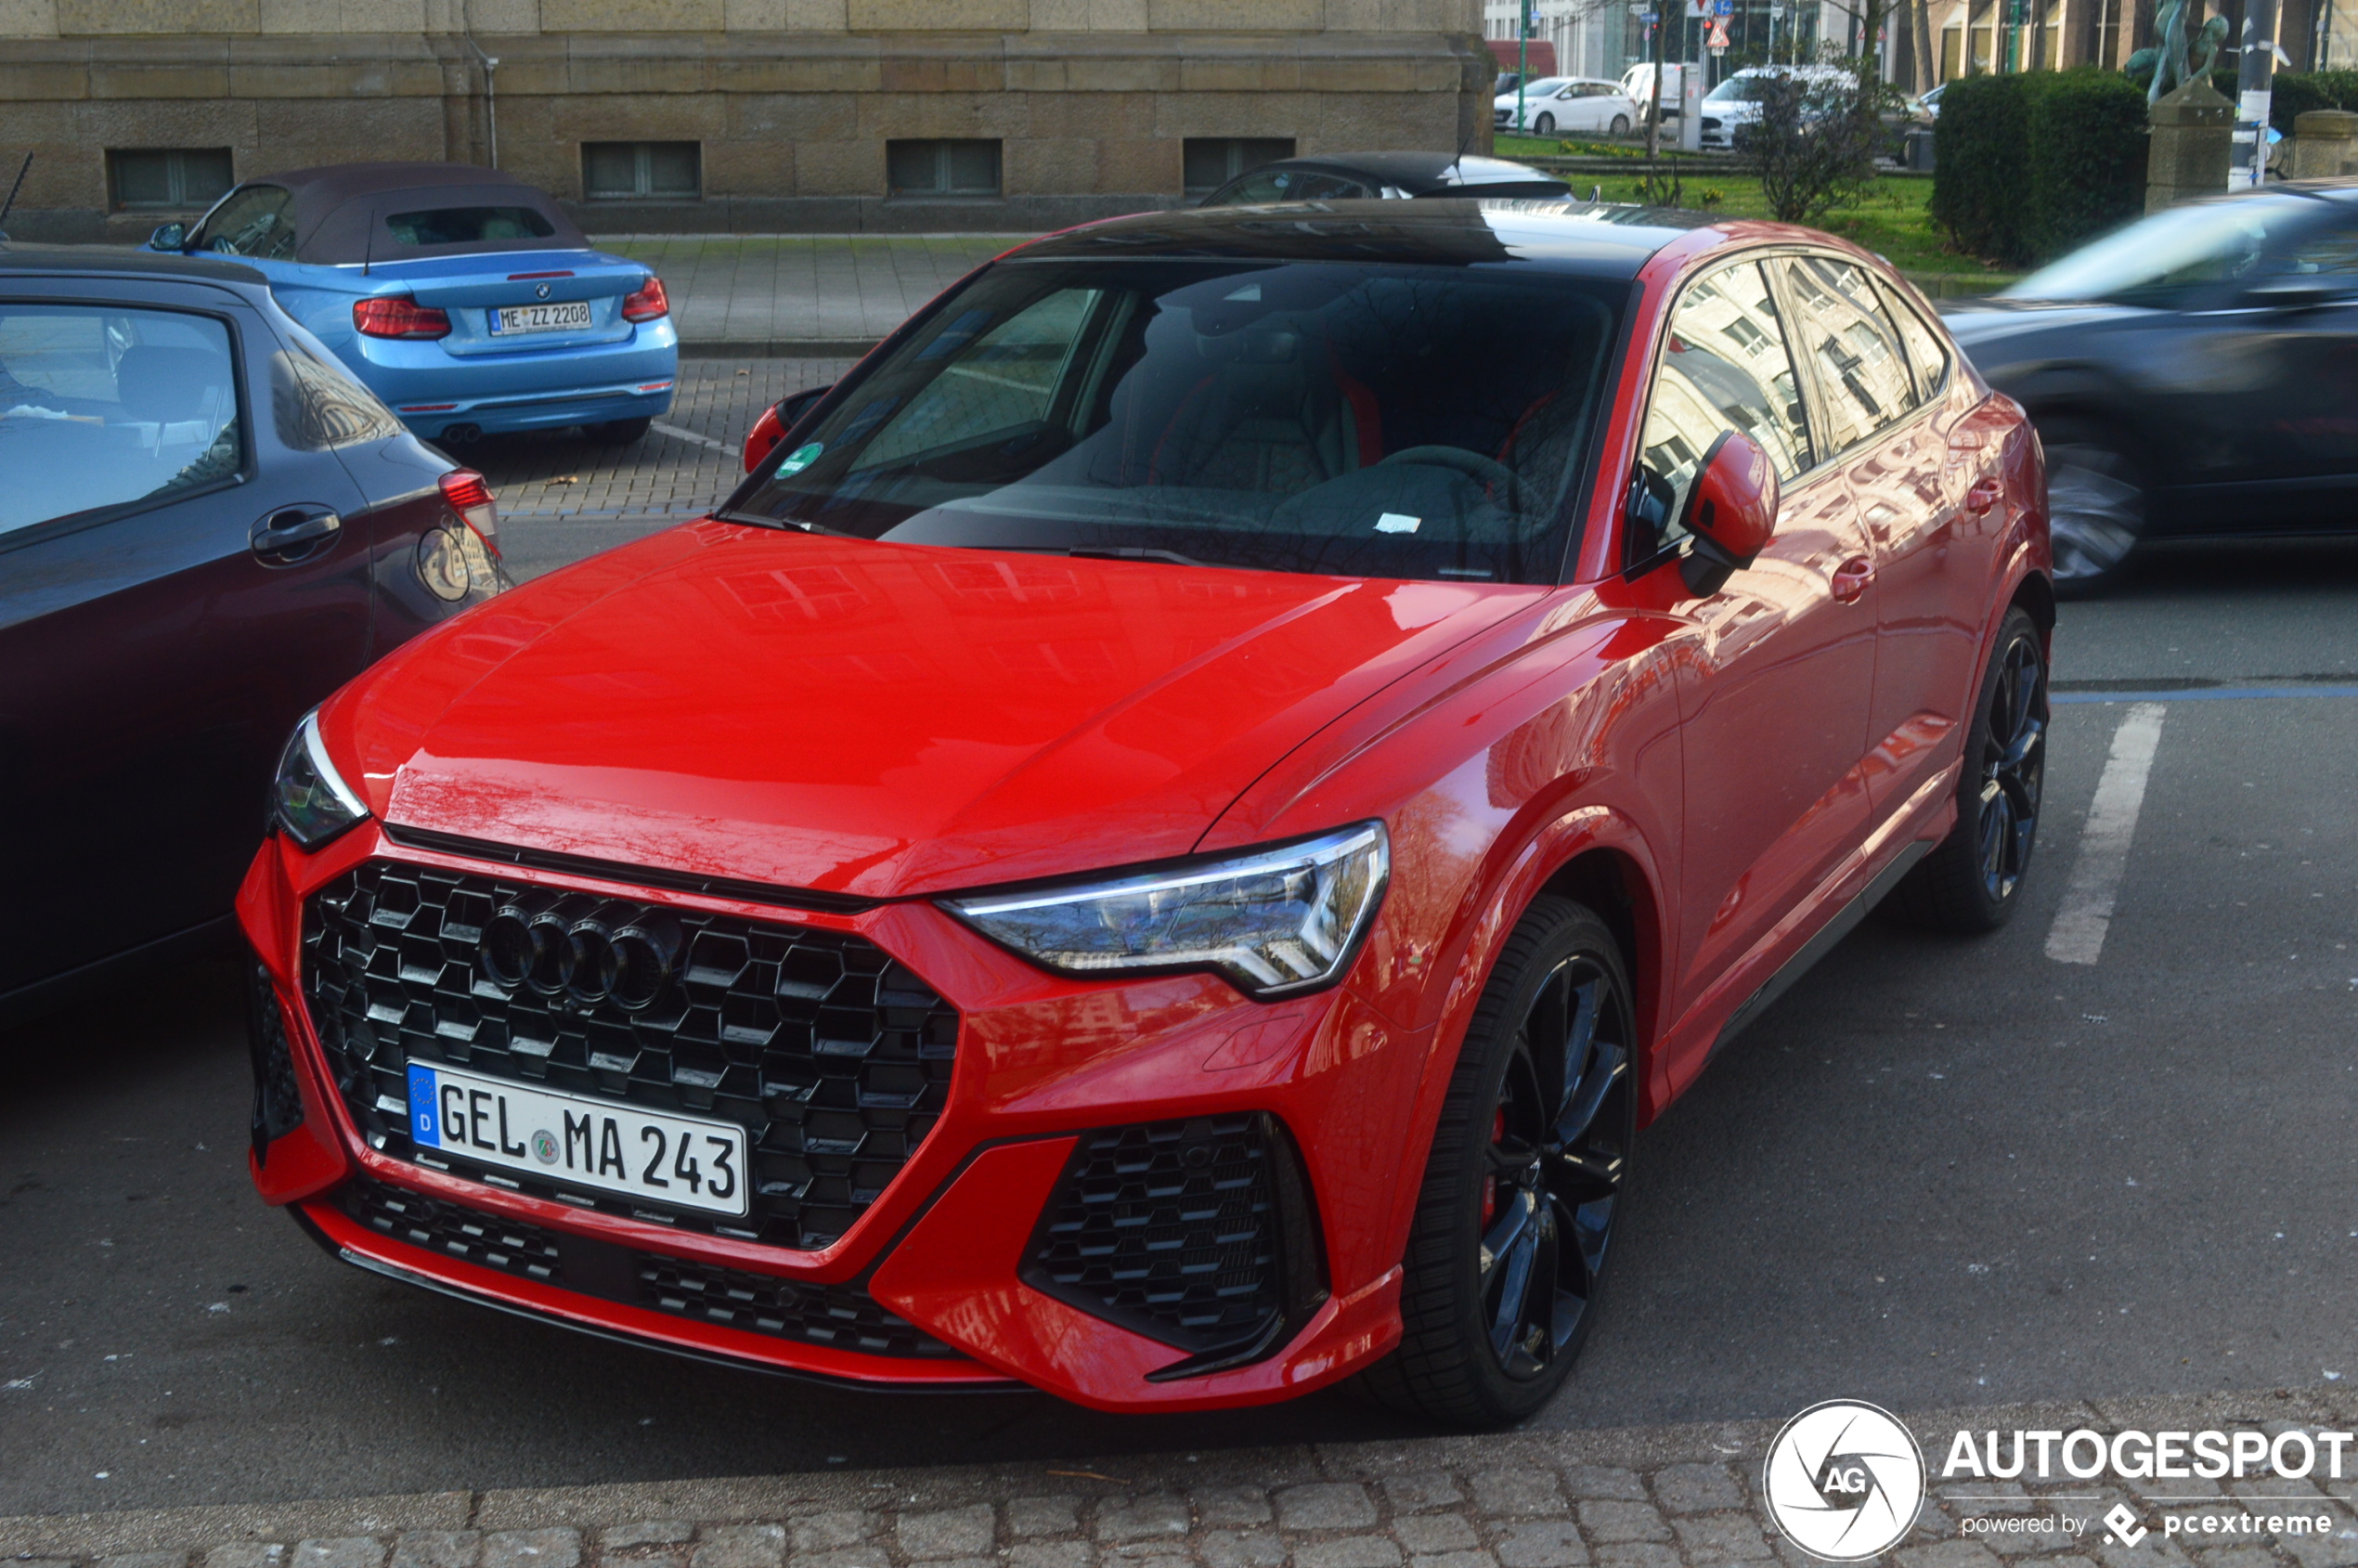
top-left (778, 442), bottom-right (823, 475)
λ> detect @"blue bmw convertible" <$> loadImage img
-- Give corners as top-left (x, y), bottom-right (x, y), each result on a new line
top-left (147, 162), bottom-right (678, 447)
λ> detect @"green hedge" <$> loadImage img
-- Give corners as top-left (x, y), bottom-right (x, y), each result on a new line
top-left (2269, 70), bottom-right (2358, 132)
top-left (1932, 70), bottom-right (2147, 267)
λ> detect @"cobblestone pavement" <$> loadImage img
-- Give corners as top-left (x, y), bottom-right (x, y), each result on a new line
top-left (601, 237), bottom-right (1021, 348)
top-left (8, 1395), bottom-right (2358, 1568)
top-left (461, 358), bottom-right (851, 582)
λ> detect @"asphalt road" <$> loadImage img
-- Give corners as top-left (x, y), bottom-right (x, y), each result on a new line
top-left (4, 528), bottom-right (2354, 1518)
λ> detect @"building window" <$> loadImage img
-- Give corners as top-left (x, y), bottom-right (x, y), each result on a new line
top-left (582, 142), bottom-right (701, 201)
top-left (107, 149), bottom-right (235, 211)
top-left (887, 140), bottom-right (1002, 199)
top-left (1182, 138), bottom-right (1297, 199)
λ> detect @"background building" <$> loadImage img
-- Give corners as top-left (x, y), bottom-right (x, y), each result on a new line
top-left (0, 1), bottom-right (1491, 243)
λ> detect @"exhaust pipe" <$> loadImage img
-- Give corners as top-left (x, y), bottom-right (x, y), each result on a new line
top-left (439, 422), bottom-right (483, 445)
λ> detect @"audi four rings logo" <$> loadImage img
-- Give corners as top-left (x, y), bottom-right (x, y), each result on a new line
top-left (1763, 1400), bottom-right (1928, 1562)
top-left (477, 902), bottom-right (679, 1009)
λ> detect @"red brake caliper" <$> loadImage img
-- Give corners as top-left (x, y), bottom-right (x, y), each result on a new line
top-left (1482, 1106), bottom-right (1506, 1228)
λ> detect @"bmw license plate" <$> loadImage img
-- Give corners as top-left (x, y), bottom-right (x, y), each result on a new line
top-left (405, 1061), bottom-right (748, 1218)
top-left (490, 301), bottom-right (592, 335)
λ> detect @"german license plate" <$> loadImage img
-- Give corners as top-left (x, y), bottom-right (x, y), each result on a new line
top-left (405, 1061), bottom-right (748, 1218)
top-left (490, 301), bottom-right (592, 335)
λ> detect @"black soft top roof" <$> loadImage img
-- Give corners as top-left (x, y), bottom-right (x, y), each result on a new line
top-left (1014, 199), bottom-right (1716, 278)
top-left (224, 162), bottom-right (589, 265)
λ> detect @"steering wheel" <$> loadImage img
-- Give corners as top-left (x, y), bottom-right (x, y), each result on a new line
top-left (1377, 445), bottom-right (1531, 512)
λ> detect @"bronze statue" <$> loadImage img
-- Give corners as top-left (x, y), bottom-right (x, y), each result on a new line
top-left (2128, 0), bottom-right (2231, 104)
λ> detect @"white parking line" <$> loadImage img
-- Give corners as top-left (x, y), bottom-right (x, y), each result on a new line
top-left (651, 420), bottom-right (729, 453)
top-left (2045, 702), bottom-right (2168, 965)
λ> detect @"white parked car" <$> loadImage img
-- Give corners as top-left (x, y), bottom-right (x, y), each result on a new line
top-left (1696, 64), bottom-right (1854, 150)
top-left (1619, 62), bottom-right (1693, 123)
top-left (1494, 77), bottom-right (1640, 137)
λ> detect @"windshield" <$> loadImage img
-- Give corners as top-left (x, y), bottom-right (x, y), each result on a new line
top-left (1705, 75), bottom-right (1762, 101)
top-left (724, 259), bottom-right (1626, 584)
top-left (2005, 195), bottom-right (2318, 305)
top-left (1509, 78), bottom-right (1570, 97)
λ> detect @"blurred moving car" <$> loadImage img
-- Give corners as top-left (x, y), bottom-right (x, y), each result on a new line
top-left (1697, 65), bottom-right (1856, 150)
top-left (145, 162), bottom-right (678, 448)
top-left (1943, 179), bottom-right (2358, 590)
top-left (0, 248), bottom-right (503, 1025)
top-left (241, 200), bottom-right (2051, 1424)
top-left (1910, 81), bottom-right (1950, 122)
top-left (1496, 77), bottom-right (1640, 137)
top-left (1195, 150), bottom-right (1574, 207)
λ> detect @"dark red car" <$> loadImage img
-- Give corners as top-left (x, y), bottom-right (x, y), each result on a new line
top-left (238, 203), bottom-right (2050, 1426)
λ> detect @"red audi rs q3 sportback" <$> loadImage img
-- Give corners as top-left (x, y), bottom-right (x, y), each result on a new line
top-left (240, 202), bottom-right (2052, 1427)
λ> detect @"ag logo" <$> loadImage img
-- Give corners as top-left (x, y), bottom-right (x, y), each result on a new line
top-left (1763, 1400), bottom-right (1927, 1561)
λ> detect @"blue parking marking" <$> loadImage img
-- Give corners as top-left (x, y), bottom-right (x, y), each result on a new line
top-left (406, 1063), bottom-right (441, 1147)
top-left (2053, 685), bottom-right (2358, 705)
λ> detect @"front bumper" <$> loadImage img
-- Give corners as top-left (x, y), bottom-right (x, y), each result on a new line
top-left (237, 822), bottom-right (1416, 1411)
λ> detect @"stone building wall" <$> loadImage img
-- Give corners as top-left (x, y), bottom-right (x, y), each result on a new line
top-left (0, 1), bottom-right (1491, 241)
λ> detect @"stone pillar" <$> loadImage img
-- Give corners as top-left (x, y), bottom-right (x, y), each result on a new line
top-left (2289, 107), bottom-right (2358, 175)
top-left (2147, 78), bottom-right (2235, 210)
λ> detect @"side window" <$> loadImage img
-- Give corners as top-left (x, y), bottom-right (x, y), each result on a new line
top-left (1778, 254), bottom-right (1916, 450)
top-left (854, 289), bottom-right (1101, 471)
top-left (1289, 172), bottom-right (1371, 201)
top-left (2277, 222), bottom-right (2358, 276)
top-left (1634, 258), bottom-right (1812, 550)
top-left (272, 337), bottom-right (405, 451)
top-left (194, 184), bottom-right (295, 261)
top-left (0, 304), bottom-right (243, 537)
top-left (1874, 278), bottom-right (1952, 402)
top-left (1212, 169), bottom-right (1294, 205)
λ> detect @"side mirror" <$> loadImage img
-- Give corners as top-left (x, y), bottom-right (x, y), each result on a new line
top-left (742, 382), bottom-right (832, 473)
top-left (1678, 429), bottom-right (1779, 596)
top-left (149, 222), bottom-right (188, 253)
top-left (2247, 273), bottom-right (2349, 312)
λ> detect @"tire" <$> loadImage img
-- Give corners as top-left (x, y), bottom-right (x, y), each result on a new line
top-left (1535, 112), bottom-right (1557, 136)
top-left (2036, 414), bottom-right (2145, 597)
top-left (1886, 606), bottom-right (2050, 934)
top-left (1361, 896), bottom-right (1637, 1428)
top-left (1609, 114), bottom-right (1632, 137)
top-left (582, 416), bottom-right (654, 447)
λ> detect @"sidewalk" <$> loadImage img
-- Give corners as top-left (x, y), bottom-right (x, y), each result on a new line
top-left (6, 1392), bottom-right (2356, 1568)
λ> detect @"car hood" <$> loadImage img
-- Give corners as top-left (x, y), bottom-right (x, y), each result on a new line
top-left (1937, 295), bottom-right (2156, 348)
top-left (332, 523), bottom-right (1543, 901)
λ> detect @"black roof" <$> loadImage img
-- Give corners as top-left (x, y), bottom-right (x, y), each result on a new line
top-left (1014, 200), bottom-right (1717, 279)
top-left (1274, 151), bottom-right (1575, 192)
top-left (0, 246), bottom-right (267, 288)
top-left (244, 161), bottom-right (534, 208)
top-left (222, 162), bottom-right (588, 266)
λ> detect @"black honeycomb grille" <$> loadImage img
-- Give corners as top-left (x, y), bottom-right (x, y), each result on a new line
top-left (302, 861), bottom-right (961, 1250)
top-left (339, 1176), bottom-right (952, 1358)
top-left (1022, 1113), bottom-right (1315, 1358)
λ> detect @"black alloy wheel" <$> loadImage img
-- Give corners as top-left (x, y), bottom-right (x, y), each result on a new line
top-left (1364, 897), bottom-right (1637, 1427)
top-left (1888, 606), bottom-right (2050, 932)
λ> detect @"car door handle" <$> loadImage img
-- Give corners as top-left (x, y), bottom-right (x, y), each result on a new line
top-left (1966, 476), bottom-right (2003, 515)
top-left (251, 506), bottom-right (342, 560)
top-left (1832, 556), bottom-right (1874, 603)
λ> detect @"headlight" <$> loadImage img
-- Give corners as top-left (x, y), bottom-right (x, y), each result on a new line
top-left (944, 823), bottom-right (1389, 999)
top-left (272, 709), bottom-right (369, 849)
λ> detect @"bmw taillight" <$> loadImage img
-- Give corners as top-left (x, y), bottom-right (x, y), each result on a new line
top-left (621, 275), bottom-right (669, 323)
top-left (354, 294), bottom-right (451, 340)
top-left (438, 468), bottom-right (499, 553)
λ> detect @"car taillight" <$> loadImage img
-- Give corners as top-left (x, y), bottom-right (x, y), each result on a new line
top-left (438, 469), bottom-right (499, 553)
top-left (621, 275), bottom-right (669, 323)
top-left (743, 403), bottom-right (785, 473)
top-left (354, 294), bottom-right (451, 340)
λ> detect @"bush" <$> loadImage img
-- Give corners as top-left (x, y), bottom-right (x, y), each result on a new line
top-left (2025, 70), bottom-right (2148, 258)
top-left (1930, 72), bottom-right (2035, 264)
top-left (2269, 69), bottom-right (2358, 132)
top-left (1933, 70), bottom-right (2148, 267)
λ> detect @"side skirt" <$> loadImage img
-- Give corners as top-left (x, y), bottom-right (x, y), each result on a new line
top-left (1705, 838), bottom-right (1933, 1061)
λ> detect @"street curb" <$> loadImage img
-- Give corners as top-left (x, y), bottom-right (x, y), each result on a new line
top-left (679, 339), bottom-right (875, 358)
top-left (6, 1386), bottom-right (2352, 1561)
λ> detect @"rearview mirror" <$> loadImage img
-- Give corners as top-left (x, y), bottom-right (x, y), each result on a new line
top-left (1678, 429), bottom-right (1779, 596)
top-left (2247, 273), bottom-right (2349, 312)
top-left (148, 222), bottom-right (188, 253)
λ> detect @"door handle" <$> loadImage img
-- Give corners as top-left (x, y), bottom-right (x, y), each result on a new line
top-left (1832, 556), bottom-right (1874, 603)
top-left (251, 506), bottom-right (342, 560)
top-left (1966, 476), bottom-right (2003, 515)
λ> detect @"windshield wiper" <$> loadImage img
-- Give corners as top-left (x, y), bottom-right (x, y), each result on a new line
top-left (1058, 545), bottom-right (1212, 567)
top-left (711, 510), bottom-right (852, 537)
